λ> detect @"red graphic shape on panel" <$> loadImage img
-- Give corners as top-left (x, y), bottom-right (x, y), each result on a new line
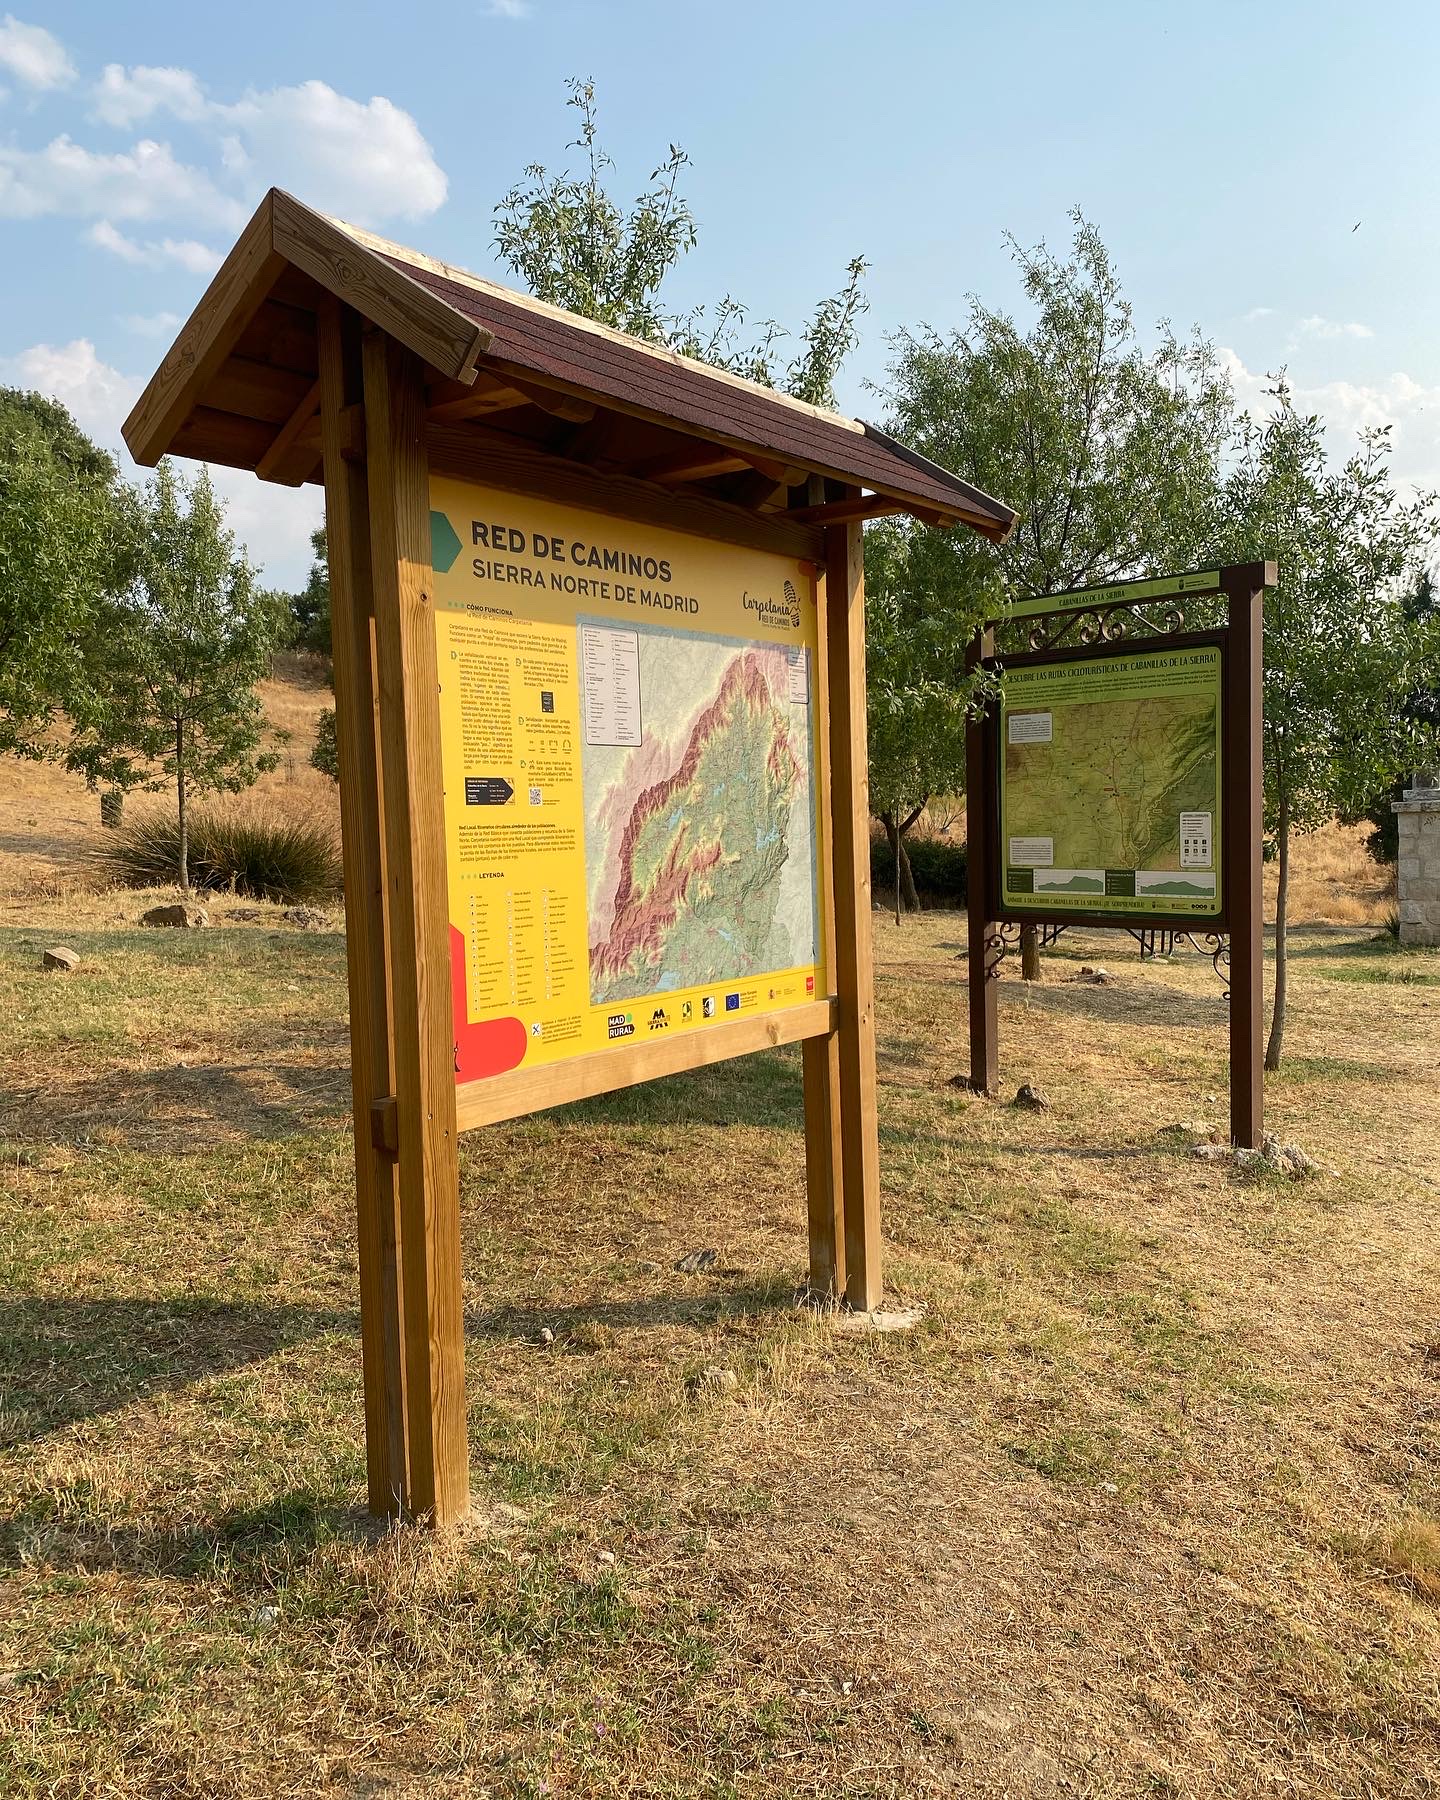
top-left (450, 924), bottom-right (527, 1082)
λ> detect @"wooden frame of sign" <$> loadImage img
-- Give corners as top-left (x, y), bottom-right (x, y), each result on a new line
top-left (121, 190), bottom-right (1018, 1524)
top-left (963, 562), bottom-right (1274, 1150)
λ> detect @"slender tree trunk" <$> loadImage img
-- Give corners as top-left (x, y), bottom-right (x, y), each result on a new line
top-left (881, 807), bottom-right (925, 923)
top-left (1021, 923), bottom-right (1040, 981)
top-left (1264, 787), bottom-right (1290, 1071)
top-left (896, 831), bottom-right (920, 914)
top-left (882, 812), bottom-right (902, 925)
top-left (176, 723), bottom-right (189, 893)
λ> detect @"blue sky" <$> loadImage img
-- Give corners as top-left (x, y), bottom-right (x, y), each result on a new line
top-left (3, 1), bottom-right (1437, 585)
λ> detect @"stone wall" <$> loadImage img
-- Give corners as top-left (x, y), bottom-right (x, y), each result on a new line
top-left (1395, 782), bottom-right (1440, 947)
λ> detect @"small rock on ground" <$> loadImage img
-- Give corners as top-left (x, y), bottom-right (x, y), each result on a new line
top-left (1012, 1082), bottom-right (1051, 1111)
top-left (685, 1364), bottom-right (738, 1401)
top-left (281, 905), bottom-right (329, 929)
top-left (141, 902), bottom-right (208, 929)
top-left (41, 945), bottom-right (80, 972)
top-left (674, 1247), bottom-right (718, 1273)
top-left (1192, 1132), bottom-right (1326, 1179)
top-left (1075, 965), bottom-right (1113, 984)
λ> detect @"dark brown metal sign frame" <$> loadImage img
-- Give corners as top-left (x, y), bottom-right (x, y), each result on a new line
top-left (964, 561), bottom-right (1274, 1149)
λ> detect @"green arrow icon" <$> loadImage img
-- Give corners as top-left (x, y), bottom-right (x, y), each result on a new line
top-left (430, 510), bottom-right (463, 574)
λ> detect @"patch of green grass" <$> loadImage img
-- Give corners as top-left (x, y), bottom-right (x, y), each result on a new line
top-left (1003, 1422), bottom-right (1126, 1486)
top-left (1270, 1053), bottom-right (1388, 1082)
top-left (1319, 963), bottom-right (1440, 987)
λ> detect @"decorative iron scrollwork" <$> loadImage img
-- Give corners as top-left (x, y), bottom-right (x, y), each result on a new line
top-left (984, 921), bottom-right (1022, 981)
top-left (1003, 596), bottom-right (1208, 657)
top-left (1189, 931), bottom-right (1231, 999)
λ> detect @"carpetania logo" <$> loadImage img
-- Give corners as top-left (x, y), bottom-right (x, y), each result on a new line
top-left (742, 578), bottom-right (802, 631)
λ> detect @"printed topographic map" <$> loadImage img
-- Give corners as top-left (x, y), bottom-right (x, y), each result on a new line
top-left (581, 626), bottom-right (818, 1005)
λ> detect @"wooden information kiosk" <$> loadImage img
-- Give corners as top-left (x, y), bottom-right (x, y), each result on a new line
top-left (123, 189), bottom-right (1017, 1524)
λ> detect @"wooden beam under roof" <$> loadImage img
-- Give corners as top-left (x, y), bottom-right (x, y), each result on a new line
top-left (634, 444), bottom-right (805, 489)
top-left (272, 191), bottom-right (492, 385)
top-left (256, 378), bottom-right (322, 486)
top-left (783, 493), bottom-right (912, 528)
top-left (123, 189), bottom-right (497, 469)
top-left (425, 371), bottom-right (596, 427)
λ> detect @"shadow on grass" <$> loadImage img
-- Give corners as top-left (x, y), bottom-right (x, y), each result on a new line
top-left (1269, 1053), bottom-right (1388, 1082)
top-left (544, 1044), bottom-right (805, 1130)
top-left (0, 1479), bottom-right (374, 1581)
top-left (878, 1118), bottom-right (1166, 1164)
top-left (0, 1055), bottom-right (350, 1150)
top-left (998, 976), bottom-right (1228, 1032)
top-left (0, 1294), bottom-right (355, 1448)
top-left (464, 1272), bottom-right (799, 1344)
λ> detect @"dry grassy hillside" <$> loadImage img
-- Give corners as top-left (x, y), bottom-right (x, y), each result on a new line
top-left (0, 654), bottom-right (339, 911)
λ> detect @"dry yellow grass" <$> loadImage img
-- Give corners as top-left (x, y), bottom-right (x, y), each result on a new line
top-left (2, 666), bottom-right (1439, 1797)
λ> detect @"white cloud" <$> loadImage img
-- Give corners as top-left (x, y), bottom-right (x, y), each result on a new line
top-left (486, 0), bottom-right (532, 16)
top-left (1242, 306), bottom-right (1275, 322)
top-left (1297, 315), bottom-right (1374, 341)
top-left (0, 134), bottom-right (244, 225)
top-left (214, 81), bottom-right (447, 223)
top-left (1, 336), bottom-right (141, 437)
top-left (0, 338), bottom-right (322, 585)
top-left (119, 310), bottom-right (183, 338)
top-left (91, 62), bottom-right (207, 128)
top-left (88, 218), bottom-right (221, 274)
top-left (1218, 346), bottom-right (1440, 497)
top-left (82, 64), bottom-right (447, 225)
top-left (0, 15), bottom-right (75, 89)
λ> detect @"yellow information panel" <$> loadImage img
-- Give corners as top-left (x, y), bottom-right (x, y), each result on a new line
top-left (429, 476), bottom-right (828, 1086)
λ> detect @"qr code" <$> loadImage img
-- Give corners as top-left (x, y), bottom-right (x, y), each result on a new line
top-left (529, 785), bottom-right (542, 806)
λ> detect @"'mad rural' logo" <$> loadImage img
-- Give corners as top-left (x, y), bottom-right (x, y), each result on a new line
top-left (607, 1012), bottom-right (635, 1040)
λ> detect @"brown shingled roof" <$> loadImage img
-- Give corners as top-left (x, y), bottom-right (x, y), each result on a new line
top-left (120, 191), bottom-right (1017, 544)
top-left (366, 240), bottom-right (1016, 539)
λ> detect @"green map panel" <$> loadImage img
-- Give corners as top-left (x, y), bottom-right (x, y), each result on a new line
top-left (998, 645), bottom-right (1223, 921)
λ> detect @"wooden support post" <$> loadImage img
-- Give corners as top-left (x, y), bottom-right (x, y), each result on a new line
top-left (965, 627), bottom-right (999, 1094)
top-left (318, 299), bottom-right (409, 1515)
top-left (1223, 563), bottom-right (1269, 1150)
top-left (361, 328), bottom-right (470, 1525)
top-left (823, 514), bottom-right (882, 1310)
top-left (801, 483), bottom-right (844, 1300)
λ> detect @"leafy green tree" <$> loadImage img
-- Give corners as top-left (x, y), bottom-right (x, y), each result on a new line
top-left (871, 213), bottom-right (1231, 913)
top-left (864, 519), bottom-right (991, 916)
top-left (311, 706), bottom-right (339, 782)
top-left (0, 389), bottom-right (127, 758)
top-left (882, 210), bottom-right (1233, 604)
top-left (1217, 383), bottom-right (1440, 1067)
top-left (289, 527), bottom-right (331, 655)
top-left (68, 464), bottom-right (288, 890)
top-left (494, 77), bottom-right (867, 406)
